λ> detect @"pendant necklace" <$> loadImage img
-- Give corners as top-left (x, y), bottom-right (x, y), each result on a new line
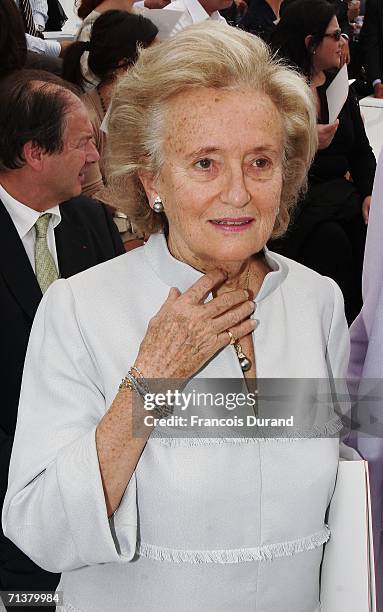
top-left (233, 265), bottom-right (253, 373)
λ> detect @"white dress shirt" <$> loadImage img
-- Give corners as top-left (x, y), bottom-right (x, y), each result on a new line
top-left (14, 0), bottom-right (61, 56)
top-left (0, 183), bottom-right (61, 274)
top-left (164, 0), bottom-right (227, 36)
top-left (15, 0), bottom-right (48, 28)
top-left (25, 33), bottom-right (61, 57)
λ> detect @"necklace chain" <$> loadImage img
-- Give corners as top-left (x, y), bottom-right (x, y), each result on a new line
top-left (233, 264), bottom-right (253, 373)
top-left (96, 85), bottom-right (107, 116)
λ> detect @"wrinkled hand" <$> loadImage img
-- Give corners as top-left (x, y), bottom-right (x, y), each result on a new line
top-left (135, 270), bottom-right (255, 380)
top-left (374, 83), bottom-right (383, 99)
top-left (362, 196), bottom-right (371, 225)
top-left (317, 120), bottom-right (339, 150)
top-left (340, 39), bottom-right (350, 67)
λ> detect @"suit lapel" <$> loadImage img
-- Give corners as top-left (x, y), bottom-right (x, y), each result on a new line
top-left (55, 206), bottom-right (94, 278)
top-left (0, 200), bottom-right (42, 320)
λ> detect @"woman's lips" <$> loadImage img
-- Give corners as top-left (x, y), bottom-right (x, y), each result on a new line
top-left (209, 218), bottom-right (254, 232)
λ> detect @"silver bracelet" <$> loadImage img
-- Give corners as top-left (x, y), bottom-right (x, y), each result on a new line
top-left (119, 370), bottom-right (173, 419)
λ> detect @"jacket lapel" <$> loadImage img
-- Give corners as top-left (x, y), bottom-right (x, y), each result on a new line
top-left (55, 207), bottom-right (94, 278)
top-left (0, 201), bottom-right (42, 320)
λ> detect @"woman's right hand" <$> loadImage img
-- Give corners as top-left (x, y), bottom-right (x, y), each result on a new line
top-left (134, 269), bottom-right (256, 380)
top-left (317, 120), bottom-right (339, 150)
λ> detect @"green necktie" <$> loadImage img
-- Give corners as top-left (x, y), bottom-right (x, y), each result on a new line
top-left (34, 213), bottom-right (59, 293)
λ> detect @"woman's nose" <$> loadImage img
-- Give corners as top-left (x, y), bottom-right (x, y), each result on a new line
top-left (220, 166), bottom-right (251, 207)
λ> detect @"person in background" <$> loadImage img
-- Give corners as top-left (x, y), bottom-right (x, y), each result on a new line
top-left (75, 0), bottom-right (167, 86)
top-left (219, 0), bottom-right (248, 26)
top-left (359, 0), bottom-right (383, 97)
top-left (0, 70), bottom-right (124, 612)
top-left (270, 0), bottom-right (376, 325)
top-left (2, 0), bottom-right (63, 76)
top-left (3, 22), bottom-right (348, 612)
top-left (45, 0), bottom-right (68, 31)
top-left (63, 10), bottom-right (158, 240)
top-left (77, 0), bottom-right (137, 39)
top-left (163, 0), bottom-right (230, 36)
top-left (281, 0), bottom-right (353, 64)
top-left (348, 149), bottom-right (383, 612)
top-left (239, 0), bottom-right (284, 43)
top-left (76, 0), bottom-right (145, 87)
top-left (14, 0), bottom-right (70, 65)
top-left (347, 0), bottom-right (360, 25)
top-left (15, 0), bottom-right (48, 35)
top-left (1, 0), bottom-right (28, 78)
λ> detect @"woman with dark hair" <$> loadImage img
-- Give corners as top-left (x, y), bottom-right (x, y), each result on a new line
top-left (63, 10), bottom-right (158, 91)
top-left (77, 0), bottom-right (134, 23)
top-left (62, 10), bottom-right (158, 235)
top-left (269, 0), bottom-right (376, 324)
top-left (0, 0), bottom-right (27, 78)
top-left (75, 0), bottom-right (143, 87)
top-left (280, 0), bottom-right (354, 65)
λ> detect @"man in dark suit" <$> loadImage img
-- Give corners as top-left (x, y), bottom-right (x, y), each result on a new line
top-left (359, 0), bottom-right (383, 97)
top-left (0, 71), bottom-right (124, 611)
top-left (239, 0), bottom-right (283, 43)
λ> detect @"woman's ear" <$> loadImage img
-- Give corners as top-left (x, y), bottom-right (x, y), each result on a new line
top-left (305, 34), bottom-right (314, 52)
top-left (138, 169), bottom-right (159, 210)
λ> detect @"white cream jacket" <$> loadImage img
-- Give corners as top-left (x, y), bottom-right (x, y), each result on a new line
top-left (2, 233), bottom-right (349, 612)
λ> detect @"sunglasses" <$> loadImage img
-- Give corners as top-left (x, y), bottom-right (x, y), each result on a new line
top-left (323, 29), bottom-right (342, 41)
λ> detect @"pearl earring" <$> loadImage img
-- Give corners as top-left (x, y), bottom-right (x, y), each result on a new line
top-left (153, 195), bottom-right (164, 213)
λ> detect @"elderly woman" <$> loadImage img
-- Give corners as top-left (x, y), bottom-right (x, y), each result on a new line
top-left (3, 23), bottom-right (348, 612)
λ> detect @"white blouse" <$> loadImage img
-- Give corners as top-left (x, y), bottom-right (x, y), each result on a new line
top-left (2, 233), bottom-right (349, 612)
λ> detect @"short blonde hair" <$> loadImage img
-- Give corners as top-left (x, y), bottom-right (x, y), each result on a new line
top-left (107, 21), bottom-right (317, 237)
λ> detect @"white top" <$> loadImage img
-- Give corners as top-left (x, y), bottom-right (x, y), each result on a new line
top-left (17, 0), bottom-right (60, 57)
top-left (0, 183), bottom-right (61, 273)
top-left (3, 233), bottom-right (349, 612)
top-left (75, 10), bottom-right (100, 89)
top-left (25, 33), bottom-right (61, 56)
top-left (164, 0), bottom-right (226, 36)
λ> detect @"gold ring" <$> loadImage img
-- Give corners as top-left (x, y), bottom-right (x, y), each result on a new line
top-left (226, 329), bottom-right (236, 345)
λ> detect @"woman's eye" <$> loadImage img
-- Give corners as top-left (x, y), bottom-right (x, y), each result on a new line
top-left (195, 158), bottom-right (212, 170)
top-left (252, 158), bottom-right (270, 169)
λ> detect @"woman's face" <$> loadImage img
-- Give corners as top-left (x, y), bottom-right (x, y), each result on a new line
top-left (140, 88), bottom-right (284, 270)
top-left (312, 16), bottom-right (343, 73)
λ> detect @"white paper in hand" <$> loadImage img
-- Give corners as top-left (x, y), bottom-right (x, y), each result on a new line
top-left (326, 64), bottom-right (349, 124)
